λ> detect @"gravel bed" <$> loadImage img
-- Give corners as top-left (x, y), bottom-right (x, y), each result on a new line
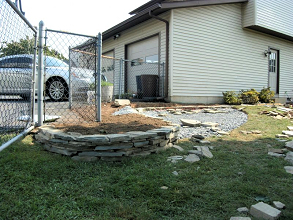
top-left (114, 107), bottom-right (248, 139)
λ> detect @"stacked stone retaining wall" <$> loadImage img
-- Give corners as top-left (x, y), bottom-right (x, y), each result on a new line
top-left (35, 125), bottom-right (179, 162)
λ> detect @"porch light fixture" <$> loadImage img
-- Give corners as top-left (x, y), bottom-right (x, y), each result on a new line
top-left (264, 50), bottom-right (271, 57)
top-left (113, 33), bottom-right (120, 40)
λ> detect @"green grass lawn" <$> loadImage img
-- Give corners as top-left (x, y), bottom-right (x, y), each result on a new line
top-left (0, 106), bottom-right (293, 219)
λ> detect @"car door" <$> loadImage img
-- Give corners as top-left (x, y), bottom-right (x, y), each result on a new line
top-left (0, 56), bottom-right (32, 95)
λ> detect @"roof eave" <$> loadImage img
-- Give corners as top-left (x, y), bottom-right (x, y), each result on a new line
top-left (161, 0), bottom-right (248, 9)
top-left (129, 0), bottom-right (163, 15)
top-left (103, 3), bottom-right (163, 40)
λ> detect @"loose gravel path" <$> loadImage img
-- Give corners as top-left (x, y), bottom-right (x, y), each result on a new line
top-left (114, 106), bottom-right (248, 139)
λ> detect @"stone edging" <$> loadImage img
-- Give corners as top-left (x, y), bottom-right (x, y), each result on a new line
top-left (35, 125), bottom-right (180, 162)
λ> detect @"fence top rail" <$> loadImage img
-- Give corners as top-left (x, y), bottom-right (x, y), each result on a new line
top-left (45, 29), bottom-right (97, 39)
top-left (5, 0), bottom-right (37, 33)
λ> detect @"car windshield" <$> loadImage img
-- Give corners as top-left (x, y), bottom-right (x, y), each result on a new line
top-left (45, 56), bottom-right (68, 67)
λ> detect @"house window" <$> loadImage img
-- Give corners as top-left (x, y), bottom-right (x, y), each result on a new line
top-left (131, 58), bottom-right (143, 66)
top-left (269, 52), bottom-right (276, 72)
top-left (145, 54), bottom-right (158, 63)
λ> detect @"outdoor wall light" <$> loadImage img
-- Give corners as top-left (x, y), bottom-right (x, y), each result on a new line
top-left (264, 50), bottom-right (271, 57)
top-left (113, 34), bottom-right (120, 40)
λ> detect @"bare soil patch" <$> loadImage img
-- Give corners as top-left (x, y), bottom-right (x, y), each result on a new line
top-left (52, 103), bottom-right (172, 135)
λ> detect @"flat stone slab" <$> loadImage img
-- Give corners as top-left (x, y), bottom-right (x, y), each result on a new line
top-left (188, 150), bottom-right (203, 157)
top-left (167, 156), bottom-right (183, 161)
top-left (268, 152), bottom-right (285, 158)
top-left (269, 148), bottom-right (285, 154)
top-left (95, 143), bottom-right (133, 151)
top-left (76, 135), bottom-right (109, 143)
top-left (273, 201), bottom-right (286, 209)
top-left (237, 207), bottom-right (249, 213)
top-left (284, 166), bottom-right (293, 174)
top-left (172, 145), bottom-right (184, 152)
top-left (201, 122), bottom-right (219, 127)
top-left (45, 146), bottom-right (76, 156)
top-left (199, 140), bottom-right (211, 144)
top-left (192, 134), bottom-right (205, 140)
top-left (287, 126), bottom-right (293, 131)
top-left (251, 130), bottom-right (262, 134)
top-left (285, 152), bottom-right (293, 165)
top-left (114, 99), bottom-right (130, 107)
top-left (184, 154), bottom-right (200, 163)
top-left (106, 134), bottom-right (131, 142)
top-left (195, 146), bottom-right (213, 158)
top-left (275, 134), bottom-right (289, 138)
top-left (217, 131), bottom-right (230, 135)
top-left (172, 171), bottom-right (179, 176)
top-left (180, 119), bottom-right (201, 127)
top-left (126, 131), bottom-right (157, 139)
top-left (282, 130), bottom-right (293, 137)
top-left (250, 202), bottom-right (281, 220)
top-left (285, 140), bottom-right (293, 151)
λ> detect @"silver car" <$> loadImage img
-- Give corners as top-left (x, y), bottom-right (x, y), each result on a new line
top-left (0, 54), bottom-right (104, 101)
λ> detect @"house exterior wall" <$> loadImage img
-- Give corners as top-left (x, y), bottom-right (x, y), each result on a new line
top-left (242, 0), bottom-right (293, 37)
top-left (102, 12), bottom-right (170, 95)
top-left (170, 3), bottom-right (293, 104)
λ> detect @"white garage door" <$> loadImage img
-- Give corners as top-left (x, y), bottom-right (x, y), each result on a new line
top-left (126, 36), bottom-right (159, 95)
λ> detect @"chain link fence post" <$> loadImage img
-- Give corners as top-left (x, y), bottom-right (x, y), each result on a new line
top-left (119, 58), bottom-right (123, 99)
top-left (32, 33), bottom-right (38, 124)
top-left (37, 21), bottom-right (44, 126)
top-left (96, 33), bottom-right (102, 122)
top-left (68, 46), bottom-right (72, 109)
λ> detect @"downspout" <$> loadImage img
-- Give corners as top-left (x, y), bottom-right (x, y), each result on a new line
top-left (149, 10), bottom-right (169, 100)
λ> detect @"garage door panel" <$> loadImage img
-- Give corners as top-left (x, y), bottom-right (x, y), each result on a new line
top-left (126, 36), bottom-right (159, 96)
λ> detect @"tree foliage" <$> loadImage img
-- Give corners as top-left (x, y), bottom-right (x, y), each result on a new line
top-left (0, 36), bottom-right (67, 60)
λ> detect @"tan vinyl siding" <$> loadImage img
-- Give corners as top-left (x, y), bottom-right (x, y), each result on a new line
top-left (171, 4), bottom-right (293, 100)
top-left (242, 0), bottom-right (255, 27)
top-left (256, 0), bottom-right (293, 37)
top-left (103, 12), bottom-right (169, 94)
top-left (242, 0), bottom-right (293, 37)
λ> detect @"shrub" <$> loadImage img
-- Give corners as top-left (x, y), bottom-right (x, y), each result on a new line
top-left (240, 89), bottom-right (259, 104)
top-left (222, 91), bottom-right (242, 105)
top-left (101, 81), bottom-right (114, 87)
top-left (89, 81), bottom-right (113, 90)
top-left (259, 87), bottom-right (275, 103)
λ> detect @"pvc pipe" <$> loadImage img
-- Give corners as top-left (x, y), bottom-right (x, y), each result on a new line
top-left (0, 126), bottom-right (35, 152)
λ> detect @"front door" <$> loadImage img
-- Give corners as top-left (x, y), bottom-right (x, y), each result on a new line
top-left (268, 49), bottom-right (278, 94)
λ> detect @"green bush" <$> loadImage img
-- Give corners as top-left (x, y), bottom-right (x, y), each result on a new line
top-left (240, 89), bottom-right (259, 104)
top-left (89, 81), bottom-right (113, 90)
top-left (259, 87), bottom-right (275, 103)
top-left (222, 91), bottom-right (242, 105)
top-left (101, 81), bottom-right (114, 87)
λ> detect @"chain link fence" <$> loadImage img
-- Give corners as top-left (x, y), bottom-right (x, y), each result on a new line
top-left (0, 0), bottom-right (36, 147)
top-left (43, 30), bottom-right (99, 123)
top-left (0, 0), bottom-right (165, 150)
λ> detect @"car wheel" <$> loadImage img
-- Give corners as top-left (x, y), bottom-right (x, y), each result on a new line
top-left (46, 78), bottom-right (68, 101)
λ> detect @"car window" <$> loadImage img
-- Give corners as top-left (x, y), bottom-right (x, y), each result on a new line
top-left (0, 57), bottom-right (32, 68)
top-left (45, 56), bottom-right (68, 67)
